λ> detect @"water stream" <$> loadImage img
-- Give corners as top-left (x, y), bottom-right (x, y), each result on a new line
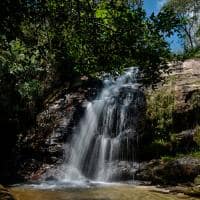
top-left (61, 67), bottom-right (142, 182)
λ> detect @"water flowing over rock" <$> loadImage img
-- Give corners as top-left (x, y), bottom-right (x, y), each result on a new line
top-left (16, 68), bottom-right (146, 182)
top-left (16, 78), bottom-right (103, 181)
top-left (48, 67), bottom-right (146, 182)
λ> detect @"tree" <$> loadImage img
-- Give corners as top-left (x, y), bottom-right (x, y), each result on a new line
top-left (58, 0), bottom-right (180, 84)
top-left (0, 1), bottom-right (181, 131)
top-left (163, 0), bottom-right (200, 50)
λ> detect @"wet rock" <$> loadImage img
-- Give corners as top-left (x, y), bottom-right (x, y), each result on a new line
top-left (15, 78), bottom-right (102, 180)
top-left (45, 176), bottom-right (58, 182)
top-left (0, 185), bottom-right (16, 200)
top-left (17, 159), bottom-right (43, 180)
top-left (108, 161), bottom-right (138, 181)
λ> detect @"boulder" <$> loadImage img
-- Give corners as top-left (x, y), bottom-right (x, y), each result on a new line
top-left (135, 157), bottom-right (200, 185)
top-left (108, 161), bottom-right (138, 181)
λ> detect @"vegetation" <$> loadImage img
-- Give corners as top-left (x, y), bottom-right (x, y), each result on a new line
top-left (144, 74), bottom-right (200, 160)
top-left (179, 47), bottom-right (200, 59)
top-left (163, 0), bottom-right (200, 50)
top-left (142, 0), bottom-right (200, 161)
top-left (160, 0), bottom-right (200, 61)
top-left (0, 1), bottom-right (180, 136)
top-left (146, 86), bottom-right (175, 140)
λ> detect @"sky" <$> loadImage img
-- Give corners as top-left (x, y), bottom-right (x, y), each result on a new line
top-left (143, 0), bottom-right (183, 52)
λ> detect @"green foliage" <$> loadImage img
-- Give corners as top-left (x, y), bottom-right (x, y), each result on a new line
top-left (163, 0), bottom-right (200, 50)
top-left (161, 150), bottom-right (200, 161)
top-left (150, 7), bottom-right (181, 37)
top-left (0, 37), bottom-right (43, 100)
top-left (180, 47), bottom-right (200, 60)
top-left (0, 0), bottom-right (181, 136)
top-left (0, 0), bottom-right (181, 83)
top-left (19, 80), bottom-right (41, 101)
top-left (146, 87), bottom-right (175, 139)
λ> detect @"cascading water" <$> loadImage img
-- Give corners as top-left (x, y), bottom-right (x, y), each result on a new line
top-left (56, 67), bottom-right (145, 183)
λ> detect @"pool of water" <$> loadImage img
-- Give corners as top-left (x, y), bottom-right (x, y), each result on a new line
top-left (11, 183), bottom-right (198, 200)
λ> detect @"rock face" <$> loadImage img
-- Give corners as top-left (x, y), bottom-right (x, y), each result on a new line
top-left (171, 59), bottom-right (200, 132)
top-left (135, 59), bottom-right (200, 185)
top-left (135, 157), bottom-right (200, 185)
top-left (168, 60), bottom-right (200, 149)
top-left (172, 59), bottom-right (200, 110)
top-left (106, 161), bottom-right (139, 181)
top-left (15, 78), bottom-right (103, 180)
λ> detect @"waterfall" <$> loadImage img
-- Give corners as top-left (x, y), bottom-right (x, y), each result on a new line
top-left (60, 67), bottom-right (144, 182)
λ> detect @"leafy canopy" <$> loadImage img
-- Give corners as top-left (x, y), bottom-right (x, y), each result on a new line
top-left (0, 0), bottom-right (180, 132)
top-left (162, 0), bottom-right (200, 50)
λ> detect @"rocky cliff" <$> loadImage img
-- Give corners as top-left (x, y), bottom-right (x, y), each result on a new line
top-left (136, 59), bottom-right (200, 185)
top-left (171, 59), bottom-right (200, 131)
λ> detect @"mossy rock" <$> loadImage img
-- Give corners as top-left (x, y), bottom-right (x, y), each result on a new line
top-left (135, 156), bottom-right (200, 185)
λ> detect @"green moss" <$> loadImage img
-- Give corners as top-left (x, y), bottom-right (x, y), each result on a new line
top-left (170, 133), bottom-right (177, 142)
top-left (161, 155), bottom-right (175, 162)
top-left (188, 151), bottom-right (200, 158)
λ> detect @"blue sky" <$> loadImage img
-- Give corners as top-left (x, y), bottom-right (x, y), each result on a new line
top-left (143, 0), bottom-right (183, 52)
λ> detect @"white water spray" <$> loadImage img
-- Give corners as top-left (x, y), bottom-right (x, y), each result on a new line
top-left (62, 67), bottom-right (142, 182)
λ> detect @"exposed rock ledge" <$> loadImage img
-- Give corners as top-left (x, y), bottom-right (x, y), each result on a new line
top-left (135, 157), bottom-right (200, 185)
top-left (171, 59), bottom-right (200, 111)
